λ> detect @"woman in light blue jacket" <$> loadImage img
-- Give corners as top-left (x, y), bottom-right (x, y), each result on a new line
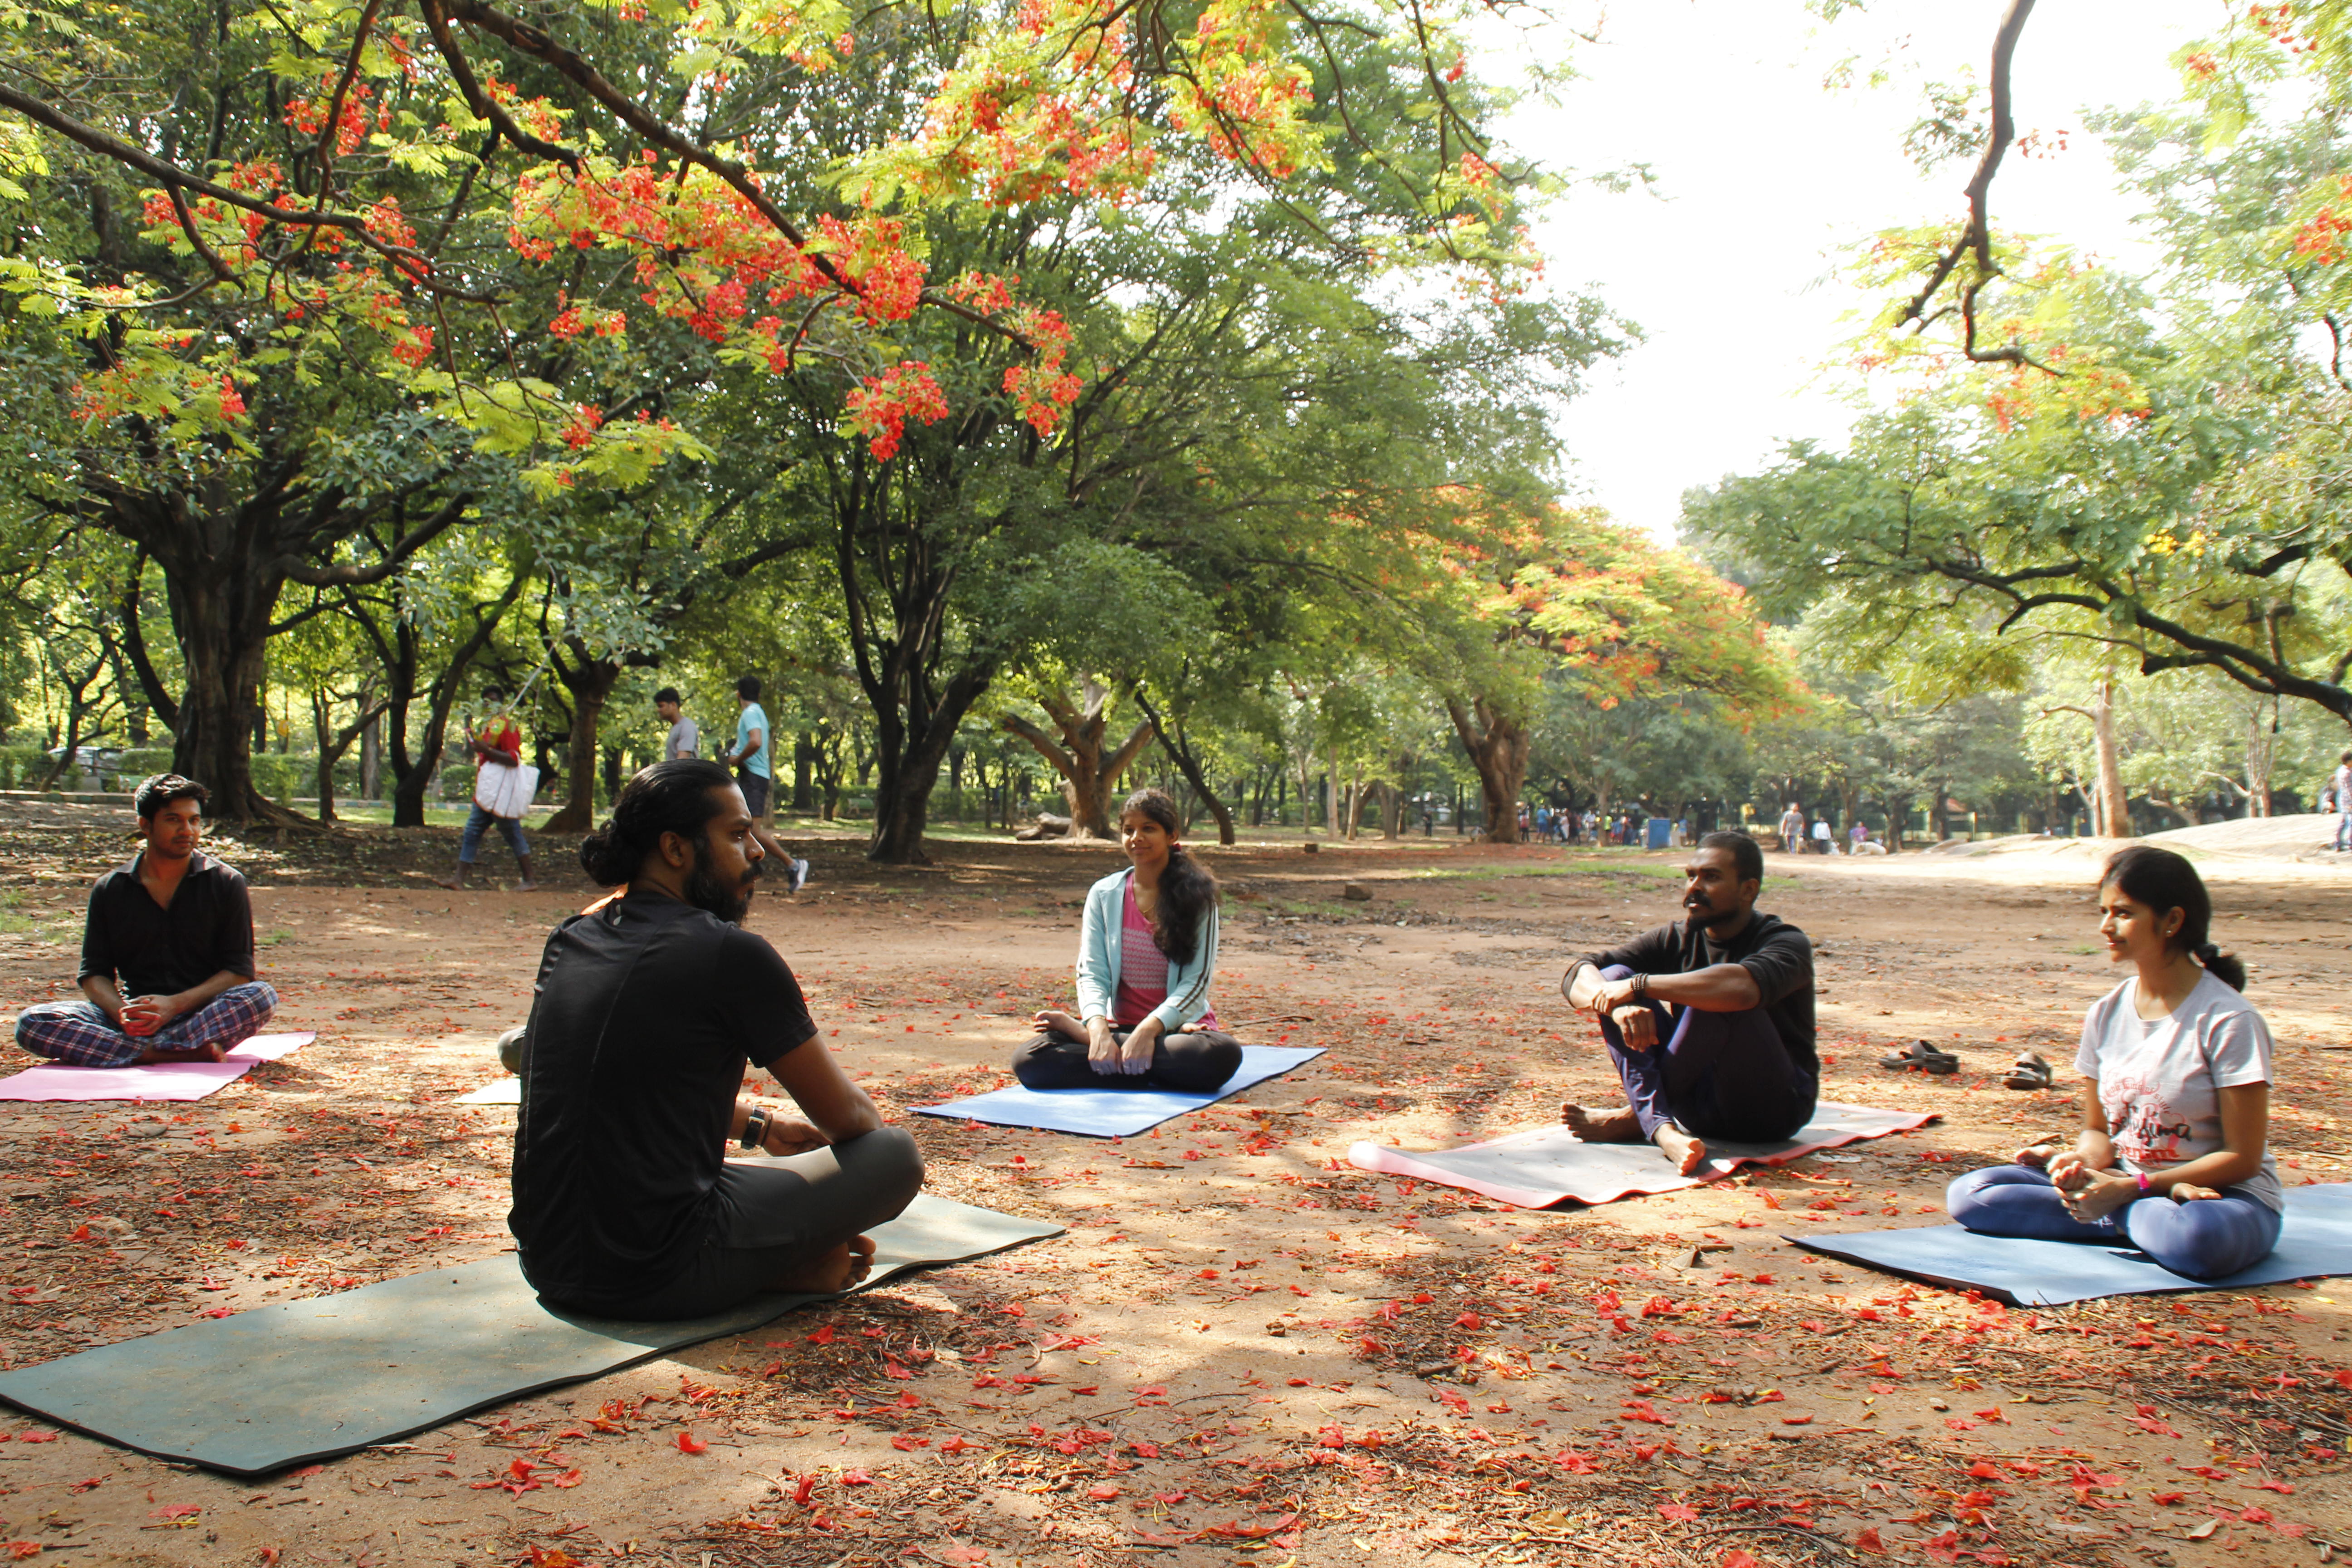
top-left (1017, 788), bottom-right (1243, 1092)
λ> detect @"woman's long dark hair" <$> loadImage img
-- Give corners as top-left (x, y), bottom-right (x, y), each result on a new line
top-left (581, 760), bottom-right (735, 886)
top-left (1123, 787), bottom-right (1217, 966)
top-left (2102, 845), bottom-right (2246, 991)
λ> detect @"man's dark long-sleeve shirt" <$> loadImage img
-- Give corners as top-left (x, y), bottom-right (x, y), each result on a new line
top-left (1585, 912), bottom-right (1817, 1076)
top-left (77, 853), bottom-right (256, 999)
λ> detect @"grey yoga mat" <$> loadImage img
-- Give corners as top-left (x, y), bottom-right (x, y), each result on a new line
top-left (1790, 1182), bottom-right (2352, 1306)
top-left (0, 1193), bottom-right (1060, 1478)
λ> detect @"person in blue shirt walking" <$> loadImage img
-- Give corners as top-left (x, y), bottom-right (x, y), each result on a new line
top-left (720, 676), bottom-right (809, 894)
top-left (725, 677), bottom-right (772, 816)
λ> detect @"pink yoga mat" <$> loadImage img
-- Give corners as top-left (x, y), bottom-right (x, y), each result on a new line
top-left (1348, 1102), bottom-right (1938, 1208)
top-left (0, 1033), bottom-right (316, 1102)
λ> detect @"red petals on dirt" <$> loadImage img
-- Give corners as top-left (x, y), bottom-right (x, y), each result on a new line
top-left (675, 1431), bottom-right (708, 1455)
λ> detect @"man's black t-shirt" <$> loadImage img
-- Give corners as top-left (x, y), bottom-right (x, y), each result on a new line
top-left (77, 852), bottom-right (256, 999)
top-left (1585, 911), bottom-right (1817, 1076)
top-left (509, 889), bottom-right (817, 1309)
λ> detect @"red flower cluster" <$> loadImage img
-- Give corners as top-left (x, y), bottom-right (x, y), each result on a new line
top-left (843, 361), bottom-right (950, 460)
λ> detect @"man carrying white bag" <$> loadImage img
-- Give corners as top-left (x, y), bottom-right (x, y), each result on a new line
top-left (439, 684), bottom-right (539, 892)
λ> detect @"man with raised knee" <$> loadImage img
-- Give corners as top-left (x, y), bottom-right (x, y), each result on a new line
top-left (15, 774), bottom-right (276, 1068)
top-left (1558, 831), bottom-right (1816, 1175)
top-left (509, 759), bottom-right (923, 1319)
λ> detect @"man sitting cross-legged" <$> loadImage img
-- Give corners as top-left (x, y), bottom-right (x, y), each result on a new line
top-left (510, 759), bottom-right (923, 1318)
top-left (1558, 831), bottom-right (1817, 1176)
top-left (15, 774), bottom-right (276, 1068)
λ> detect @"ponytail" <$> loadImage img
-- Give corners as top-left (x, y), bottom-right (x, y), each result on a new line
top-left (1120, 787), bottom-right (1219, 967)
top-left (2193, 941), bottom-right (2248, 994)
top-left (579, 759), bottom-right (734, 887)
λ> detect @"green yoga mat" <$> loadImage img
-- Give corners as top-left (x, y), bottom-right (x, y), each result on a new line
top-left (0, 1194), bottom-right (1059, 1478)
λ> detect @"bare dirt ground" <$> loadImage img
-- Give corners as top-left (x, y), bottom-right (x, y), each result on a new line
top-left (0, 804), bottom-right (2344, 1568)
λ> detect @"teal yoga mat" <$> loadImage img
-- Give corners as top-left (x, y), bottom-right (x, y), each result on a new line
top-left (1791, 1182), bottom-right (2352, 1305)
top-left (0, 1194), bottom-right (1059, 1478)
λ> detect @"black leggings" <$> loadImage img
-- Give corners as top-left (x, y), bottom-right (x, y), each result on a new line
top-left (1013, 1027), bottom-right (1243, 1093)
top-left (535, 1126), bottom-right (925, 1321)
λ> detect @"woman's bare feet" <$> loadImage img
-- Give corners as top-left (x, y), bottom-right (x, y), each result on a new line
top-left (136, 1041), bottom-right (225, 1065)
top-left (770, 1235), bottom-right (878, 1296)
top-left (1562, 1103), bottom-right (1642, 1142)
top-left (1031, 1009), bottom-right (1084, 1038)
top-left (1654, 1123), bottom-right (1710, 1176)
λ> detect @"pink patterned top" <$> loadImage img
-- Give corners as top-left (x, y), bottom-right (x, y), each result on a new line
top-left (1112, 880), bottom-right (1217, 1030)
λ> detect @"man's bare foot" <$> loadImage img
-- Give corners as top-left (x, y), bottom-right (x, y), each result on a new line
top-left (1654, 1123), bottom-right (1709, 1176)
top-left (436, 875), bottom-right (465, 891)
top-left (770, 1235), bottom-right (878, 1296)
top-left (1562, 1103), bottom-right (1642, 1142)
top-left (514, 880), bottom-right (537, 892)
top-left (137, 1041), bottom-right (225, 1065)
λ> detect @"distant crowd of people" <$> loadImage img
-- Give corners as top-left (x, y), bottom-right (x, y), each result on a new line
top-left (1517, 801), bottom-right (1883, 854)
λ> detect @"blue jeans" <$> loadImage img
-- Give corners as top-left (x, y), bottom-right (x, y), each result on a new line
top-left (1946, 1164), bottom-right (2281, 1279)
top-left (1593, 965), bottom-right (1816, 1143)
top-left (2337, 811), bottom-right (2351, 851)
top-left (460, 804), bottom-right (529, 865)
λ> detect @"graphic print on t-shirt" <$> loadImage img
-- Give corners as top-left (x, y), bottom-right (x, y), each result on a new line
top-left (2103, 1059), bottom-right (2199, 1168)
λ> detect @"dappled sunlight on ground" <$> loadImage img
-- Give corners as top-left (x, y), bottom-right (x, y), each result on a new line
top-left (0, 808), bottom-right (2342, 1563)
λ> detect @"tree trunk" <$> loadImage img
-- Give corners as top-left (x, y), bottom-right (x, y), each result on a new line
top-left (1133, 687), bottom-right (1236, 846)
top-left (540, 652), bottom-right (621, 833)
top-left (794, 731), bottom-right (815, 812)
top-left (310, 690), bottom-right (338, 824)
top-left (2244, 700), bottom-right (2277, 817)
top-left (1444, 696), bottom-right (1530, 844)
top-left (1000, 680), bottom-right (1155, 840)
top-left (165, 564), bottom-right (287, 822)
top-left (2090, 680), bottom-right (2132, 837)
top-left (348, 577), bottom-right (523, 828)
top-left (360, 711), bottom-right (382, 800)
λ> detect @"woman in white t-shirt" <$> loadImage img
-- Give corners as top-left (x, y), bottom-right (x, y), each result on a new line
top-left (1946, 847), bottom-right (2281, 1279)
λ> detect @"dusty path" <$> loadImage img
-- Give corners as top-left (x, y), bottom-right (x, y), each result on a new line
top-left (0, 816), bottom-right (2342, 1567)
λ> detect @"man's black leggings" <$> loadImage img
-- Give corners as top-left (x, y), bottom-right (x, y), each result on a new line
top-left (536, 1127), bottom-right (925, 1321)
top-left (1012, 1027), bottom-right (1242, 1093)
top-left (1593, 965), bottom-right (1814, 1143)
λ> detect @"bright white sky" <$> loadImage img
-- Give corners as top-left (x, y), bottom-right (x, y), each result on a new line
top-left (1488, 0), bottom-right (2235, 540)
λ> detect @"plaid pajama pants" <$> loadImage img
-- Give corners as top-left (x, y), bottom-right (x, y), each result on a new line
top-left (14, 981), bottom-right (277, 1069)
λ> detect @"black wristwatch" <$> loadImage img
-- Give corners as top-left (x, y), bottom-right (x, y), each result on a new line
top-left (740, 1109), bottom-right (769, 1149)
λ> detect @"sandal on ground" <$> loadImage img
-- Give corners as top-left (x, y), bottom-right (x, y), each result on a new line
top-left (1878, 1038), bottom-right (1960, 1075)
top-left (2003, 1051), bottom-right (2053, 1091)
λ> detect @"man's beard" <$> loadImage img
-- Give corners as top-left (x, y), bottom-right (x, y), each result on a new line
top-left (686, 840), bottom-right (759, 924)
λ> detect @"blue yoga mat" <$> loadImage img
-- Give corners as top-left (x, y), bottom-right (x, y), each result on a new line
top-left (1792, 1182), bottom-right (2352, 1306)
top-left (913, 1045), bottom-right (1326, 1136)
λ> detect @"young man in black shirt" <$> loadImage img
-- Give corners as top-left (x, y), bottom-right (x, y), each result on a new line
top-left (15, 774), bottom-right (277, 1068)
top-left (1559, 831), bottom-right (1816, 1175)
top-left (509, 759), bottom-right (922, 1317)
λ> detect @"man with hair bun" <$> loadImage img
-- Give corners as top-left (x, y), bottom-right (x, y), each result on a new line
top-left (14, 774), bottom-right (277, 1067)
top-left (509, 759), bottom-right (921, 1316)
top-left (1558, 830), bottom-right (1818, 1175)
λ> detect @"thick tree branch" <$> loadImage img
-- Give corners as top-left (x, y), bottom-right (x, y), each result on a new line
top-left (0, 82), bottom-right (495, 299)
top-left (275, 494), bottom-right (467, 585)
top-left (1894, 0), bottom-right (2056, 373)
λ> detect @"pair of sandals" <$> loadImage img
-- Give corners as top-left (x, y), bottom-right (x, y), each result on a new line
top-left (1876, 1038), bottom-right (2053, 1091)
